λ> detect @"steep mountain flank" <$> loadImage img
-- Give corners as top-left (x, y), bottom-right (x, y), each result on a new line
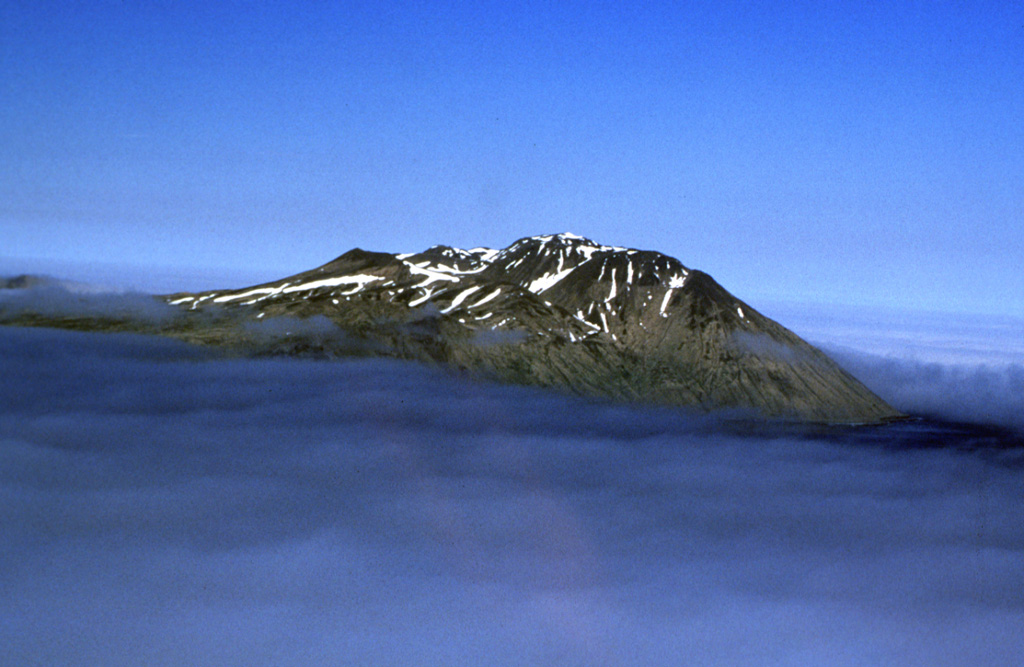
top-left (158, 233), bottom-right (899, 423)
top-left (2, 233), bottom-right (901, 423)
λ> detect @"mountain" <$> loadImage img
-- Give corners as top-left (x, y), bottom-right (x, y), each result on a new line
top-left (149, 233), bottom-right (898, 423)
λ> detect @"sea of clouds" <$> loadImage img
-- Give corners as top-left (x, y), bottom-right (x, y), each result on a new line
top-left (762, 299), bottom-right (1024, 434)
top-left (1, 287), bottom-right (1023, 665)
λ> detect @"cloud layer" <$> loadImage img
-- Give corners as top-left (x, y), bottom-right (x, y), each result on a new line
top-left (2, 325), bottom-right (1023, 665)
top-left (0, 275), bottom-right (180, 323)
top-left (830, 347), bottom-right (1024, 434)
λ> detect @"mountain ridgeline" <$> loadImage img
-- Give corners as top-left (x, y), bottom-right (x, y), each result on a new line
top-left (148, 233), bottom-right (896, 423)
top-left (0, 233), bottom-right (900, 422)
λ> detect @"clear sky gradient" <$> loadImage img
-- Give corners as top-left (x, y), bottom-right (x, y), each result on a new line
top-left (3, 1), bottom-right (1022, 315)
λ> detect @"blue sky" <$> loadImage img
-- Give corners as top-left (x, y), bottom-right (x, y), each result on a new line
top-left (3, 1), bottom-right (1022, 316)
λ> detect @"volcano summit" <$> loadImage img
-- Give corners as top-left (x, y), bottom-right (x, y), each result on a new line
top-left (3, 233), bottom-right (900, 423)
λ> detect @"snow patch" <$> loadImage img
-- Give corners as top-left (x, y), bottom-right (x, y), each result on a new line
top-left (408, 288), bottom-right (436, 308)
top-left (469, 288), bottom-right (502, 309)
top-left (573, 311), bottom-right (602, 330)
top-left (212, 284), bottom-right (291, 304)
top-left (527, 266), bottom-right (576, 294)
top-left (280, 274), bottom-right (383, 295)
top-left (469, 247), bottom-right (500, 262)
top-left (660, 289), bottom-right (674, 316)
top-left (405, 262), bottom-right (461, 287)
top-left (606, 268), bottom-right (618, 301)
top-left (441, 286), bottom-right (484, 314)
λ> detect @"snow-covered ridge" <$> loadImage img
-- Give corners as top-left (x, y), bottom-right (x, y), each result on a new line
top-left (170, 234), bottom-right (695, 329)
top-left (390, 232), bottom-right (639, 297)
top-left (495, 232), bottom-right (627, 263)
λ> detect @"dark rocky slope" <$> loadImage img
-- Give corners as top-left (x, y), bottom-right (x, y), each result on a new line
top-left (2, 233), bottom-right (901, 423)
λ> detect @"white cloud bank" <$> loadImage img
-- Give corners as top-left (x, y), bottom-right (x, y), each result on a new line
top-left (1, 323), bottom-right (1023, 665)
top-left (763, 300), bottom-right (1024, 433)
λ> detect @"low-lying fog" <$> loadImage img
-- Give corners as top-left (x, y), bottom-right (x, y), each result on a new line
top-left (1, 291), bottom-right (1022, 665)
